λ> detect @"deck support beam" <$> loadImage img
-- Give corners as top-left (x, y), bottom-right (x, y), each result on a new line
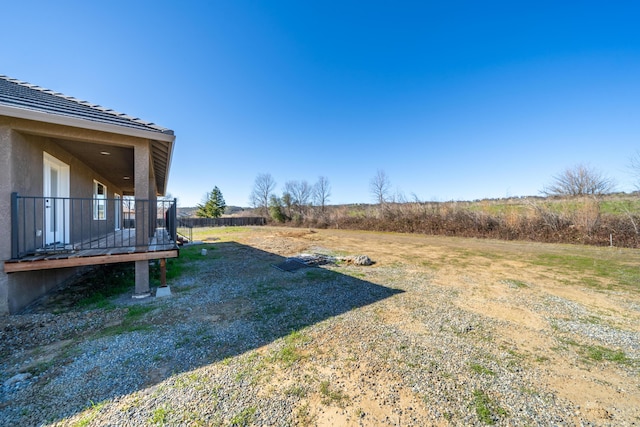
top-left (3, 249), bottom-right (178, 273)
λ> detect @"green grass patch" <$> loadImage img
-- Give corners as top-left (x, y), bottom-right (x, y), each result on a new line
top-left (75, 264), bottom-right (135, 308)
top-left (469, 362), bottom-right (496, 376)
top-left (126, 304), bottom-right (155, 320)
top-left (72, 400), bottom-right (107, 427)
top-left (229, 406), bottom-right (257, 426)
top-left (558, 338), bottom-right (632, 365)
top-left (600, 199), bottom-right (640, 215)
top-left (585, 345), bottom-right (628, 363)
top-left (94, 306), bottom-right (155, 338)
top-left (472, 389), bottom-right (507, 424)
top-left (191, 226), bottom-right (252, 242)
top-left (150, 406), bottom-right (171, 425)
top-left (271, 330), bottom-right (310, 367)
top-left (532, 253), bottom-right (640, 291)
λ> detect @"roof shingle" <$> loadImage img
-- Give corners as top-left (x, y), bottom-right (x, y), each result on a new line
top-left (0, 75), bottom-right (174, 135)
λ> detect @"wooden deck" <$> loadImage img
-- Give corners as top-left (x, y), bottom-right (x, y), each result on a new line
top-left (4, 228), bottom-right (178, 273)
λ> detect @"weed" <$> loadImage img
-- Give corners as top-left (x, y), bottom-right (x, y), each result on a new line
top-left (233, 352), bottom-right (268, 385)
top-left (534, 355), bottom-right (550, 363)
top-left (229, 406), bottom-right (257, 426)
top-left (285, 385), bottom-right (308, 398)
top-left (319, 380), bottom-right (349, 407)
top-left (470, 362), bottom-right (496, 376)
top-left (472, 389), bottom-right (507, 425)
top-left (585, 345), bottom-right (628, 363)
top-left (271, 330), bottom-right (310, 367)
top-left (558, 338), bottom-right (631, 365)
top-left (73, 400), bottom-right (106, 427)
top-left (150, 406), bottom-right (170, 425)
top-left (95, 323), bottom-right (152, 338)
top-left (173, 372), bottom-right (206, 390)
top-left (126, 304), bottom-right (155, 320)
top-left (295, 402), bottom-right (316, 425)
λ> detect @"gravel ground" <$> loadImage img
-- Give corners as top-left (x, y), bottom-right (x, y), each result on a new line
top-left (1, 228), bottom-right (639, 426)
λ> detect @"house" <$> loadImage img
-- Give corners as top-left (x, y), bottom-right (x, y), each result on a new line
top-left (0, 75), bottom-right (178, 315)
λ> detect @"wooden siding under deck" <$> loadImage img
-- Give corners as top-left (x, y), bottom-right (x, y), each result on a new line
top-left (4, 228), bottom-right (179, 273)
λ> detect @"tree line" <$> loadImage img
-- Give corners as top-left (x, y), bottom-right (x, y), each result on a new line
top-left (249, 173), bottom-right (332, 223)
top-left (240, 156), bottom-right (640, 247)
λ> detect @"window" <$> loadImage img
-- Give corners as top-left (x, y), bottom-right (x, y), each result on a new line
top-left (93, 180), bottom-right (107, 220)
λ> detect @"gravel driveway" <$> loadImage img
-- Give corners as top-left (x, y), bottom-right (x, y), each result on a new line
top-left (1, 227), bottom-right (639, 426)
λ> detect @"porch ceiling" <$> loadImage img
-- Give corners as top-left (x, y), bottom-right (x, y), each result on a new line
top-left (53, 138), bottom-right (171, 196)
top-left (54, 139), bottom-right (136, 194)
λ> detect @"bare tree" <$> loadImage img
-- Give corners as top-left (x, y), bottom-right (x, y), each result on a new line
top-left (313, 176), bottom-right (331, 213)
top-left (542, 164), bottom-right (615, 197)
top-left (370, 169), bottom-right (391, 205)
top-left (284, 180), bottom-right (313, 216)
top-left (250, 173), bottom-right (276, 216)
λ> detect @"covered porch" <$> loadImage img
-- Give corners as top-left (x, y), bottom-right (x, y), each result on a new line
top-left (5, 194), bottom-right (180, 295)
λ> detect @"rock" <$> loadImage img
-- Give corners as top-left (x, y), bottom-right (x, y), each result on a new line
top-left (349, 255), bottom-right (373, 266)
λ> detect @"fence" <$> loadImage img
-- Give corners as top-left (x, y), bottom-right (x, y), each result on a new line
top-left (177, 217), bottom-right (267, 228)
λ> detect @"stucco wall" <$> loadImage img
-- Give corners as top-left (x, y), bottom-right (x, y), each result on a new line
top-left (1, 123), bottom-right (128, 315)
top-left (0, 126), bottom-right (12, 315)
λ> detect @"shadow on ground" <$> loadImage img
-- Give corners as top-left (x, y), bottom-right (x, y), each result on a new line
top-left (0, 240), bottom-right (403, 425)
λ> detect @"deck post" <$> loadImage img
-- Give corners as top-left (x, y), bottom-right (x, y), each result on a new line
top-left (133, 141), bottom-right (151, 298)
top-left (160, 258), bottom-right (166, 287)
top-left (133, 260), bottom-right (150, 298)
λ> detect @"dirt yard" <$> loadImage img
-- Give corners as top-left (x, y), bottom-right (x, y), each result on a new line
top-left (245, 228), bottom-right (640, 424)
top-left (1, 226), bottom-right (639, 426)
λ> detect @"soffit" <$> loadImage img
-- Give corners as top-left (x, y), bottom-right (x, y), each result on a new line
top-left (53, 139), bottom-right (135, 194)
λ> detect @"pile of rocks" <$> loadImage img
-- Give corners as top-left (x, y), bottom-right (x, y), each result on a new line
top-left (294, 253), bottom-right (374, 267)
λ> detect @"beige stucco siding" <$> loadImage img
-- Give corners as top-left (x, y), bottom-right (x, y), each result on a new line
top-left (0, 119), bottom-right (148, 314)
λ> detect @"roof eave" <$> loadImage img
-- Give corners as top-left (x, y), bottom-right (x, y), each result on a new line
top-left (1, 103), bottom-right (176, 197)
top-left (0, 104), bottom-right (175, 143)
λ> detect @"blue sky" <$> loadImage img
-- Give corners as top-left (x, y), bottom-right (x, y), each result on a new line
top-left (2, 1), bottom-right (639, 206)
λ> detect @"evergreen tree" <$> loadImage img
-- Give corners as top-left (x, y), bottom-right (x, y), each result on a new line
top-left (196, 186), bottom-right (226, 218)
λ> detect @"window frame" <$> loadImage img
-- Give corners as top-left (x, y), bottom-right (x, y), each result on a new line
top-left (93, 180), bottom-right (107, 220)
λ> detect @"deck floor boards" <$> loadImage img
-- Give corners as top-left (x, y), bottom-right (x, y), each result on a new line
top-left (6, 228), bottom-right (178, 271)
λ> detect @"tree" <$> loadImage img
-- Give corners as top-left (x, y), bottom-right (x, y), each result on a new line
top-left (196, 186), bottom-right (226, 218)
top-left (250, 173), bottom-right (276, 216)
top-left (284, 180), bottom-right (313, 216)
top-left (268, 195), bottom-right (287, 223)
top-left (542, 164), bottom-right (615, 197)
top-left (370, 169), bottom-right (391, 205)
top-left (313, 176), bottom-right (331, 213)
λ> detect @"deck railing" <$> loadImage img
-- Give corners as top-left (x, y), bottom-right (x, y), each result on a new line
top-left (176, 218), bottom-right (193, 244)
top-left (10, 193), bottom-right (178, 259)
